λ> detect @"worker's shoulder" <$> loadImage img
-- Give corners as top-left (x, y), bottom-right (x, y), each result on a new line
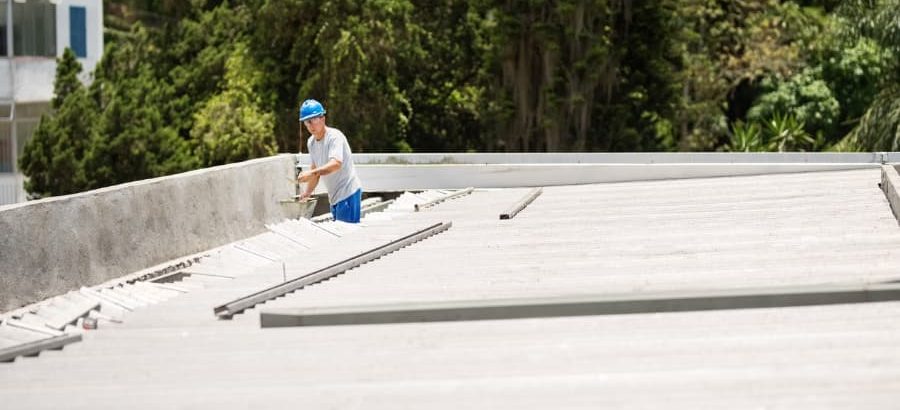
top-left (326, 126), bottom-right (348, 140)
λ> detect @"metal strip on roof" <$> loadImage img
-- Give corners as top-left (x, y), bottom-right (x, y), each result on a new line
top-left (0, 334), bottom-right (82, 363)
top-left (500, 187), bottom-right (543, 220)
top-left (414, 187), bottom-right (474, 211)
top-left (213, 221), bottom-right (453, 319)
top-left (261, 282), bottom-right (900, 327)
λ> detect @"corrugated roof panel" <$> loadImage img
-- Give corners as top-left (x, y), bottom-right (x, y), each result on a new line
top-left (3, 171), bottom-right (900, 408)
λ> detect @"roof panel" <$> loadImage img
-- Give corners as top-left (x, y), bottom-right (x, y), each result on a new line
top-left (3, 170), bottom-right (900, 408)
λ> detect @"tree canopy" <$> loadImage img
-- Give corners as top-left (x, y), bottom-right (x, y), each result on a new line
top-left (20, 0), bottom-right (900, 196)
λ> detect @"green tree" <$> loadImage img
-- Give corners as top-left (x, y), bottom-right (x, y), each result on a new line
top-left (745, 8), bottom-right (889, 150)
top-left (191, 43), bottom-right (278, 166)
top-left (163, 4), bottom-right (258, 138)
top-left (301, 0), bottom-right (417, 152)
top-left (400, 0), bottom-right (490, 152)
top-left (747, 70), bottom-right (840, 139)
top-left (675, 0), bottom-right (813, 151)
top-left (26, 0), bottom-right (900, 199)
top-left (250, 0), bottom-right (499, 153)
top-left (104, 0), bottom-right (216, 34)
top-left (84, 24), bottom-right (196, 187)
top-left (818, 37), bottom-right (887, 125)
top-left (19, 49), bottom-right (97, 197)
top-left (475, 0), bottom-right (682, 152)
top-left (86, 66), bottom-right (196, 186)
top-left (246, 0), bottom-right (322, 152)
top-left (834, 0), bottom-right (900, 151)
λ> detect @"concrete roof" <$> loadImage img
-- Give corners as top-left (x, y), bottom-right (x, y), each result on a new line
top-left (4, 169), bottom-right (900, 408)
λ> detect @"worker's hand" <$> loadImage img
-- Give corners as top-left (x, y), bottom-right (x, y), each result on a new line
top-left (297, 169), bottom-right (316, 183)
top-left (298, 191), bottom-right (311, 201)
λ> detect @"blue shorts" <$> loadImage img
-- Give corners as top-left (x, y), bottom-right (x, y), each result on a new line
top-left (331, 189), bottom-right (362, 223)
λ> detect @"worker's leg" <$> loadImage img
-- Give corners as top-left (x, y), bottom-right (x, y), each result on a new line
top-left (332, 189), bottom-right (362, 223)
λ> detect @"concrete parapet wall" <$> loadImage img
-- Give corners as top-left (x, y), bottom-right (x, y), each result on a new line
top-left (882, 165), bottom-right (900, 225)
top-left (354, 163), bottom-right (879, 191)
top-left (302, 152), bottom-right (888, 191)
top-left (0, 155), bottom-right (298, 311)
top-left (349, 152), bottom-right (898, 165)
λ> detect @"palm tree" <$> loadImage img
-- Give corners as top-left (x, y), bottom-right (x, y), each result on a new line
top-left (836, 0), bottom-right (900, 151)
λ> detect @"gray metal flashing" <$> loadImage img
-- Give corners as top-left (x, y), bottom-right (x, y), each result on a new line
top-left (500, 187), bottom-right (543, 220)
top-left (0, 334), bottom-right (82, 363)
top-left (356, 163), bottom-right (879, 191)
top-left (414, 187), bottom-right (474, 211)
top-left (265, 224), bottom-right (313, 249)
top-left (299, 217), bottom-right (342, 237)
top-left (178, 270), bottom-right (237, 279)
top-left (44, 301), bottom-right (100, 331)
top-left (881, 165), bottom-right (900, 224)
top-left (109, 255), bottom-right (204, 287)
top-left (149, 271), bottom-right (193, 284)
top-left (4, 319), bottom-right (64, 337)
top-left (147, 283), bottom-right (188, 293)
top-left (117, 288), bottom-right (162, 305)
top-left (260, 283), bottom-right (900, 327)
top-left (233, 243), bottom-right (280, 263)
top-left (346, 152), bottom-right (900, 165)
top-left (213, 221), bottom-right (453, 318)
top-left (103, 288), bottom-right (146, 308)
top-left (79, 287), bottom-right (135, 312)
top-left (362, 198), bottom-right (395, 215)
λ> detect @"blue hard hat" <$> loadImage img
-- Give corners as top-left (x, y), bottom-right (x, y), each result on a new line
top-left (299, 99), bottom-right (326, 122)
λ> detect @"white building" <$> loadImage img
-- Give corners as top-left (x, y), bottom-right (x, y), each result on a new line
top-left (0, 0), bottom-right (103, 205)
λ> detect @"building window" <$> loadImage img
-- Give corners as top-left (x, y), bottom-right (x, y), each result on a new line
top-left (0, 122), bottom-right (11, 173)
top-left (15, 102), bottom-right (50, 120)
top-left (13, 0), bottom-right (56, 57)
top-left (69, 6), bottom-right (86, 58)
top-left (0, 1), bottom-right (8, 57)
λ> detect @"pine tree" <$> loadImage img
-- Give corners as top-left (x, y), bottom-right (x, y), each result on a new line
top-left (84, 24), bottom-right (197, 187)
top-left (19, 49), bottom-right (97, 197)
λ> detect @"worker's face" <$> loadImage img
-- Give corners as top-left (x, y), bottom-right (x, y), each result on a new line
top-left (303, 116), bottom-right (325, 135)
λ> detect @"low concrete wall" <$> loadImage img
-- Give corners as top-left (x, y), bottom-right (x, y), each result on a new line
top-left (301, 153), bottom-right (889, 192)
top-left (0, 155), bottom-right (298, 311)
top-left (349, 152), bottom-right (898, 164)
top-left (354, 163), bottom-right (879, 191)
top-left (882, 165), bottom-right (900, 225)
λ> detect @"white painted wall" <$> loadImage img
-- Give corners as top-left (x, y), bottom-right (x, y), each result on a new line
top-left (0, 172), bottom-right (23, 203)
top-left (0, 0), bottom-right (104, 205)
top-left (0, 0), bottom-right (103, 102)
top-left (12, 58), bottom-right (55, 103)
top-left (0, 60), bottom-right (10, 100)
top-left (56, 0), bottom-right (103, 75)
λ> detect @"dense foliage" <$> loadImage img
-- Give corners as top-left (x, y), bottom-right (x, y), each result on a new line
top-left (19, 0), bottom-right (900, 196)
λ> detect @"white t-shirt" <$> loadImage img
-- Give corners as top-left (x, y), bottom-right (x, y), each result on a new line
top-left (307, 126), bottom-right (362, 204)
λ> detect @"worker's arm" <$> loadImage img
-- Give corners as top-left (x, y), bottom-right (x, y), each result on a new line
top-left (297, 158), bottom-right (342, 198)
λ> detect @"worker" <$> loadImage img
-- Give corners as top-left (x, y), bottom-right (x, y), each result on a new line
top-left (297, 99), bottom-right (363, 223)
